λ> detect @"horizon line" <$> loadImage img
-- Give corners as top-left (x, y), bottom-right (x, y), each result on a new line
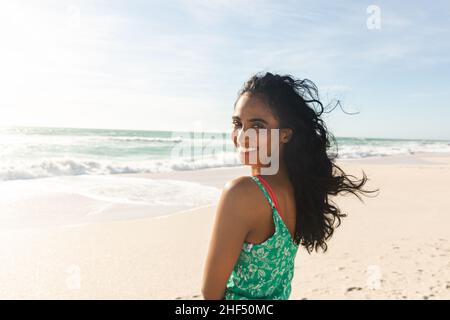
top-left (0, 124), bottom-right (449, 142)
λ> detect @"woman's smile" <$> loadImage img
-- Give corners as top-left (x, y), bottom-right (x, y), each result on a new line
top-left (237, 146), bottom-right (258, 153)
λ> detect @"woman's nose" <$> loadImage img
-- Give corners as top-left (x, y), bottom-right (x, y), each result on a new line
top-left (237, 127), bottom-right (257, 148)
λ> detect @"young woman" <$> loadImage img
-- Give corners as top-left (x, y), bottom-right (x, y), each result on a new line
top-left (201, 72), bottom-right (374, 300)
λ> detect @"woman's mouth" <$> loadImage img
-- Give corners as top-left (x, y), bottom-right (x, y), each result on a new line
top-left (237, 146), bottom-right (257, 153)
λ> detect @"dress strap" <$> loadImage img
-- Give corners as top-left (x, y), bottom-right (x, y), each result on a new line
top-left (250, 175), bottom-right (283, 220)
top-left (250, 176), bottom-right (275, 209)
top-left (256, 175), bottom-right (282, 220)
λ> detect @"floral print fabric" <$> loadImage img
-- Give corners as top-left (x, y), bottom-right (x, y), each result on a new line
top-left (224, 175), bottom-right (300, 300)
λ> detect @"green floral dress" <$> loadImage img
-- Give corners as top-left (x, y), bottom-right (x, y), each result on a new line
top-left (224, 175), bottom-right (300, 300)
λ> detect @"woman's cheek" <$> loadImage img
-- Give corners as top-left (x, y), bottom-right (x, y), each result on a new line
top-left (258, 134), bottom-right (271, 157)
top-left (231, 129), bottom-right (238, 147)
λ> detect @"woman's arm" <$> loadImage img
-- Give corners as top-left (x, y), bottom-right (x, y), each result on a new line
top-left (201, 177), bottom-right (256, 300)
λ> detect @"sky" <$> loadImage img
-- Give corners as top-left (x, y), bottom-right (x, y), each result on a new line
top-left (0, 0), bottom-right (449, 140)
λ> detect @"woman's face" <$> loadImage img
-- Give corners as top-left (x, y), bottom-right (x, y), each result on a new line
top-left (231, 93), bottom-right (285, 167)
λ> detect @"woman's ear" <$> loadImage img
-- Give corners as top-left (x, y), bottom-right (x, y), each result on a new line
top-left (281, 128), bottom-right (293, 143)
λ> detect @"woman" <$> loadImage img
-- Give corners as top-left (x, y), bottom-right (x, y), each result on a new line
top-left (201, 72), bottom-right (374, 300)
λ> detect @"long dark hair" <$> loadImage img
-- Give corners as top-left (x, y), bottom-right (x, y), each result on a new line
top-left (235, 72), bottom-right (377, 253)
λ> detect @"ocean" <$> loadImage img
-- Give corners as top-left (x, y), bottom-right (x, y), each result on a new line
top-left (1, 125), bottom-right (449, 229)
top-left (1, 125), bottom-right (449, 182)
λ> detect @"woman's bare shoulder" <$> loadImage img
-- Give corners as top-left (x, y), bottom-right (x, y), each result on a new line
top-left (223, 176), bottom-right (259, 197)
top-left (220, 176), bottom-right (264, 217)
top-left (224, 175), bottom-right (254, 190)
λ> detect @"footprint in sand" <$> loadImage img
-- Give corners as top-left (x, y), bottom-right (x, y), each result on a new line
top-left (174, 294), bottom-right (201, 300)
top-left (346, 287), bottom-right (363, 292)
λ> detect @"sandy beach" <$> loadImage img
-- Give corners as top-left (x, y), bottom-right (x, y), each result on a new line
top-left (0, 153), bottom-right (449, 299)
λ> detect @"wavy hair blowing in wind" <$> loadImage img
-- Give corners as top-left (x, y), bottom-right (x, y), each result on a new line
top-left (235, 72), bottom-right (377, 253)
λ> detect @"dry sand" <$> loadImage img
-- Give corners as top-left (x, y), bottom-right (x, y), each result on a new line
top-left (0, 153), bottom-right (449, 299)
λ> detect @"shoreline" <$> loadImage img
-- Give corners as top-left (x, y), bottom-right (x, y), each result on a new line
top-left (0, 152), bottom-right (449, 299)
top-left (1, 151), bottom-right (450, 232)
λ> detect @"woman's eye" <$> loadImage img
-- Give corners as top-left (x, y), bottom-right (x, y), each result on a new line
top-left (231, 122), bottom-right (263, 129)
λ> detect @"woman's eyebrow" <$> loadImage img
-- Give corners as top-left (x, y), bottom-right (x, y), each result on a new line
top-left (232, 116), bottom-right (268, 124)
top-left (249, 118), bottom-right (268, 124)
